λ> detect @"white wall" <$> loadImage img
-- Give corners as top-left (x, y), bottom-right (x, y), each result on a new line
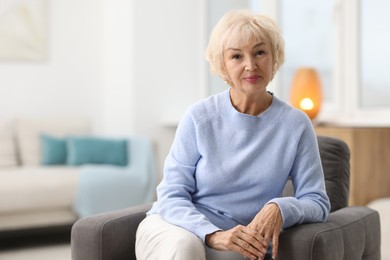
top-left (100, 0), bottom-right (205, 176)
top-left (0, 0), bottom-right (105, 131)
top-left (0, 0), bottom-right (205, 179)
top-left (131, 0), bottom-right (204, 176)
top-left (100, 0), bottom-right (136, 136)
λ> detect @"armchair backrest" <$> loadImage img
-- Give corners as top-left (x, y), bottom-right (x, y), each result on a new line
top-left (282, 136), bottom-right (350, 213)
top-left (318, 135), bottom-right (350, 212)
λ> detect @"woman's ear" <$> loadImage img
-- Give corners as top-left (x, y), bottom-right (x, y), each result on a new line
top-left (222, 75), bottom-right (232, 86)
top-left (220, 66), bottom-right (231, 86)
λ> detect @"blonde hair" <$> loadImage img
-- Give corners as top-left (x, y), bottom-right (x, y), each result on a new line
top-left (205, 10), bottom-right (285, 81)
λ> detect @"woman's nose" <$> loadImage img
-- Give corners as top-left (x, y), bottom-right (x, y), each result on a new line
top-left (245, 57), bottom-right (257, 71)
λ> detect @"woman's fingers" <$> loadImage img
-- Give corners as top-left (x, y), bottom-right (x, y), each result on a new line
top-left (230, 240), bottom-right (259, 260)
top-left (247, 203), bottom-right (283, 259)
top-left (207, 202), bottom-right (283, 260)
top-left (259, 219), bottom-right (276, 244)
top-left (234, 226), bottom-right (267, 258)
top-left (206, 225), bottom-right (268, 259)
top-left (272, 229), bottom-right (279, 260)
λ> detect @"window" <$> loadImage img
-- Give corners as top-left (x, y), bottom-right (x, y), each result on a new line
top-left (360, 0), bottom-right (390, 107)
top-left (260, 0), bottom-right (390, 124)
top-left (279, 0), bottom-right (334, 103)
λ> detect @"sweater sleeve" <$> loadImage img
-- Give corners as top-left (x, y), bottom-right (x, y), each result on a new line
top-left (268, 116), bottom-right (331, 229)
top-left (153, 109), bottom-right (221, 242)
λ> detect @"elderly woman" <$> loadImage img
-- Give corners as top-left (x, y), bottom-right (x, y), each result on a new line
top-left (136, 10), bottom-right (330, 260)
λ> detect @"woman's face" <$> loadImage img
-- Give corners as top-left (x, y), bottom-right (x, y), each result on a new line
top-left (223, 37), bottom-right (274, 96)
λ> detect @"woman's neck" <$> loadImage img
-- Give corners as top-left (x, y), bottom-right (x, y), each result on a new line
top-left (229, 89), bottom-right (273, 116)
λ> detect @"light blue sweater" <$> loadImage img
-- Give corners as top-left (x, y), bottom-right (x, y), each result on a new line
top-left (148, 89), bottom-right (330, 242)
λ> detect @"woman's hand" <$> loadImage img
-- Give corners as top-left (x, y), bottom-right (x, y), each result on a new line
top-left (206, 225), bottom-right (268, 260)
top-left (247, 203), bottom-right (283, 259)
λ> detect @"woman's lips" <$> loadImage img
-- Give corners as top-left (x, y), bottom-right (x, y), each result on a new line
top-left (244, 75), bottom-right (260, 84)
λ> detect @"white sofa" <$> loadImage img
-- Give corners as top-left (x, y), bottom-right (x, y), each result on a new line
top-left (0, 118), bottom-right (158, 233)
top-left (0, 118), bottom-right (89, 232)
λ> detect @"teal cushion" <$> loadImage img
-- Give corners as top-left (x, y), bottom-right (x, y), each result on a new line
top-left (67, 136), bottom-right (128, 166)
top-left (41, 134), bottom-right (67, 165)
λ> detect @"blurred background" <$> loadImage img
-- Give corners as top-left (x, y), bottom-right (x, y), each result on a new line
top-left (0, 0), bottom-right (389, 259)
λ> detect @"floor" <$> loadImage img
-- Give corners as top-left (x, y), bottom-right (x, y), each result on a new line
top-left (0, 228), bottom-right (71, 260)
top-left (0, 244), bottom-right (70, 260)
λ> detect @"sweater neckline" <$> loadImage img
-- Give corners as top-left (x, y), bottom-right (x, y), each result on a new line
top-left (220, 88), bottom-right (283, 127)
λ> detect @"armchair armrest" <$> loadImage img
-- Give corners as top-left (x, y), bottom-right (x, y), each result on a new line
top-left (277, 206), bottom-right (381, 260)
top-left (71, 203), bottom-right (152, 260)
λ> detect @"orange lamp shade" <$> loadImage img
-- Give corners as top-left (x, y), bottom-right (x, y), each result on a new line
top-left (289, 68), bottom-right (323, 120)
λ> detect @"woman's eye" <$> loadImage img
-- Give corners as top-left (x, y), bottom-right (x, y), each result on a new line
top-left (232, 54), bottom-right (241, 60)
top-left (256, 50), bottom-right (266, 56)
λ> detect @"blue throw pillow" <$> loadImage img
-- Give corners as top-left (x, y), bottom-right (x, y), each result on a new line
top-left (67, 136), bottom-right (128, 166)
top-left (41, 134), bottom-right (67, 165)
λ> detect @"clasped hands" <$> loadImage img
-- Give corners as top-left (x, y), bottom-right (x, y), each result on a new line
top-left (206, 203), bottom-right (283, 260)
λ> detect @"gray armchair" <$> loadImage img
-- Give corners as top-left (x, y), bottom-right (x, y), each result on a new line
top-left (71, 136), bottom-right (381, 260)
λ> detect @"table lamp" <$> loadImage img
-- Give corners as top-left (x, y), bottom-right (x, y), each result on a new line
top-left (289, 67), bottom-right (323, 120)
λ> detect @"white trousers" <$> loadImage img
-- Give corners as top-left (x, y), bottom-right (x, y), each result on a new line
top-left (135, 214), bottom-right (246, 260)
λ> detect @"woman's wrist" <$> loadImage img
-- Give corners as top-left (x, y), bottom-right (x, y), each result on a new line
top-left (205, 230), bottom-right (221, 248)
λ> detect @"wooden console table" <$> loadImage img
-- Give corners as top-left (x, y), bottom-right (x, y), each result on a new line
top-left (315, 125), bottom-right (390, 206)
